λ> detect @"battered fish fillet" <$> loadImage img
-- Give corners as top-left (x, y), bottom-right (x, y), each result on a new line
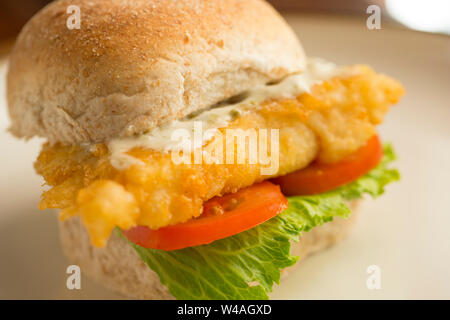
top-left (35, 65), bottom-right (404, 246)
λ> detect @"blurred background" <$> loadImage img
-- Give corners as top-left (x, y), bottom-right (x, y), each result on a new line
top-left (0, 0), bottom-right (449, 57)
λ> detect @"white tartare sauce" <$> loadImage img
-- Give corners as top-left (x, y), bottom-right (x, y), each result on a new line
top-left (108, 58), bottom-right (348, 169)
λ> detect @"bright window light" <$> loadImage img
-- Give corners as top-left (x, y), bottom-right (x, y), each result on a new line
top-left (386, 0), bottom-right (450, 34)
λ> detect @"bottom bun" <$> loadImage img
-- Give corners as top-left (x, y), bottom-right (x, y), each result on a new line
top-left (59, 201), bottom-right (360, 299)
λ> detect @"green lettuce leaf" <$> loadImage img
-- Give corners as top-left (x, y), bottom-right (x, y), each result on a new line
top-left (125, 145), bottom-right (399, 300)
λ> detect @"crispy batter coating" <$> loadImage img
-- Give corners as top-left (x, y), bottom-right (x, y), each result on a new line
top-left (35, 66), bottom-right (404, 246)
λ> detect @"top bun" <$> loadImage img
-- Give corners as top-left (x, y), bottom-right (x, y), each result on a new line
top-left (7, 0), bottom-right (305, 144)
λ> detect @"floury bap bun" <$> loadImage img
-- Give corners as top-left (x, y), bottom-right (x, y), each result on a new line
top-left (7, 0), bottom-right (305, 144)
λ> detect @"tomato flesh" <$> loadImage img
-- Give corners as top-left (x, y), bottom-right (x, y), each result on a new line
top-left (271, 135), bottom-right (383, 196)
top-left (123, 181), bottom-right (288, 251)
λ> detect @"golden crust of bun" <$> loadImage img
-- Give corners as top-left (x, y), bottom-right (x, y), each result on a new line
top-left (7, 0), bottom-right (305, 144)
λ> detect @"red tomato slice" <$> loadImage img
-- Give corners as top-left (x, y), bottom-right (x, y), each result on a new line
top-left (123, 181), bottom-right (288, 251)
top-left (271, 135), bottom-right (383, 196)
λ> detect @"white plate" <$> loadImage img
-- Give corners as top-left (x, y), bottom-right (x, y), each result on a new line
top-left (0, 13), bottom-right (449, 299)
